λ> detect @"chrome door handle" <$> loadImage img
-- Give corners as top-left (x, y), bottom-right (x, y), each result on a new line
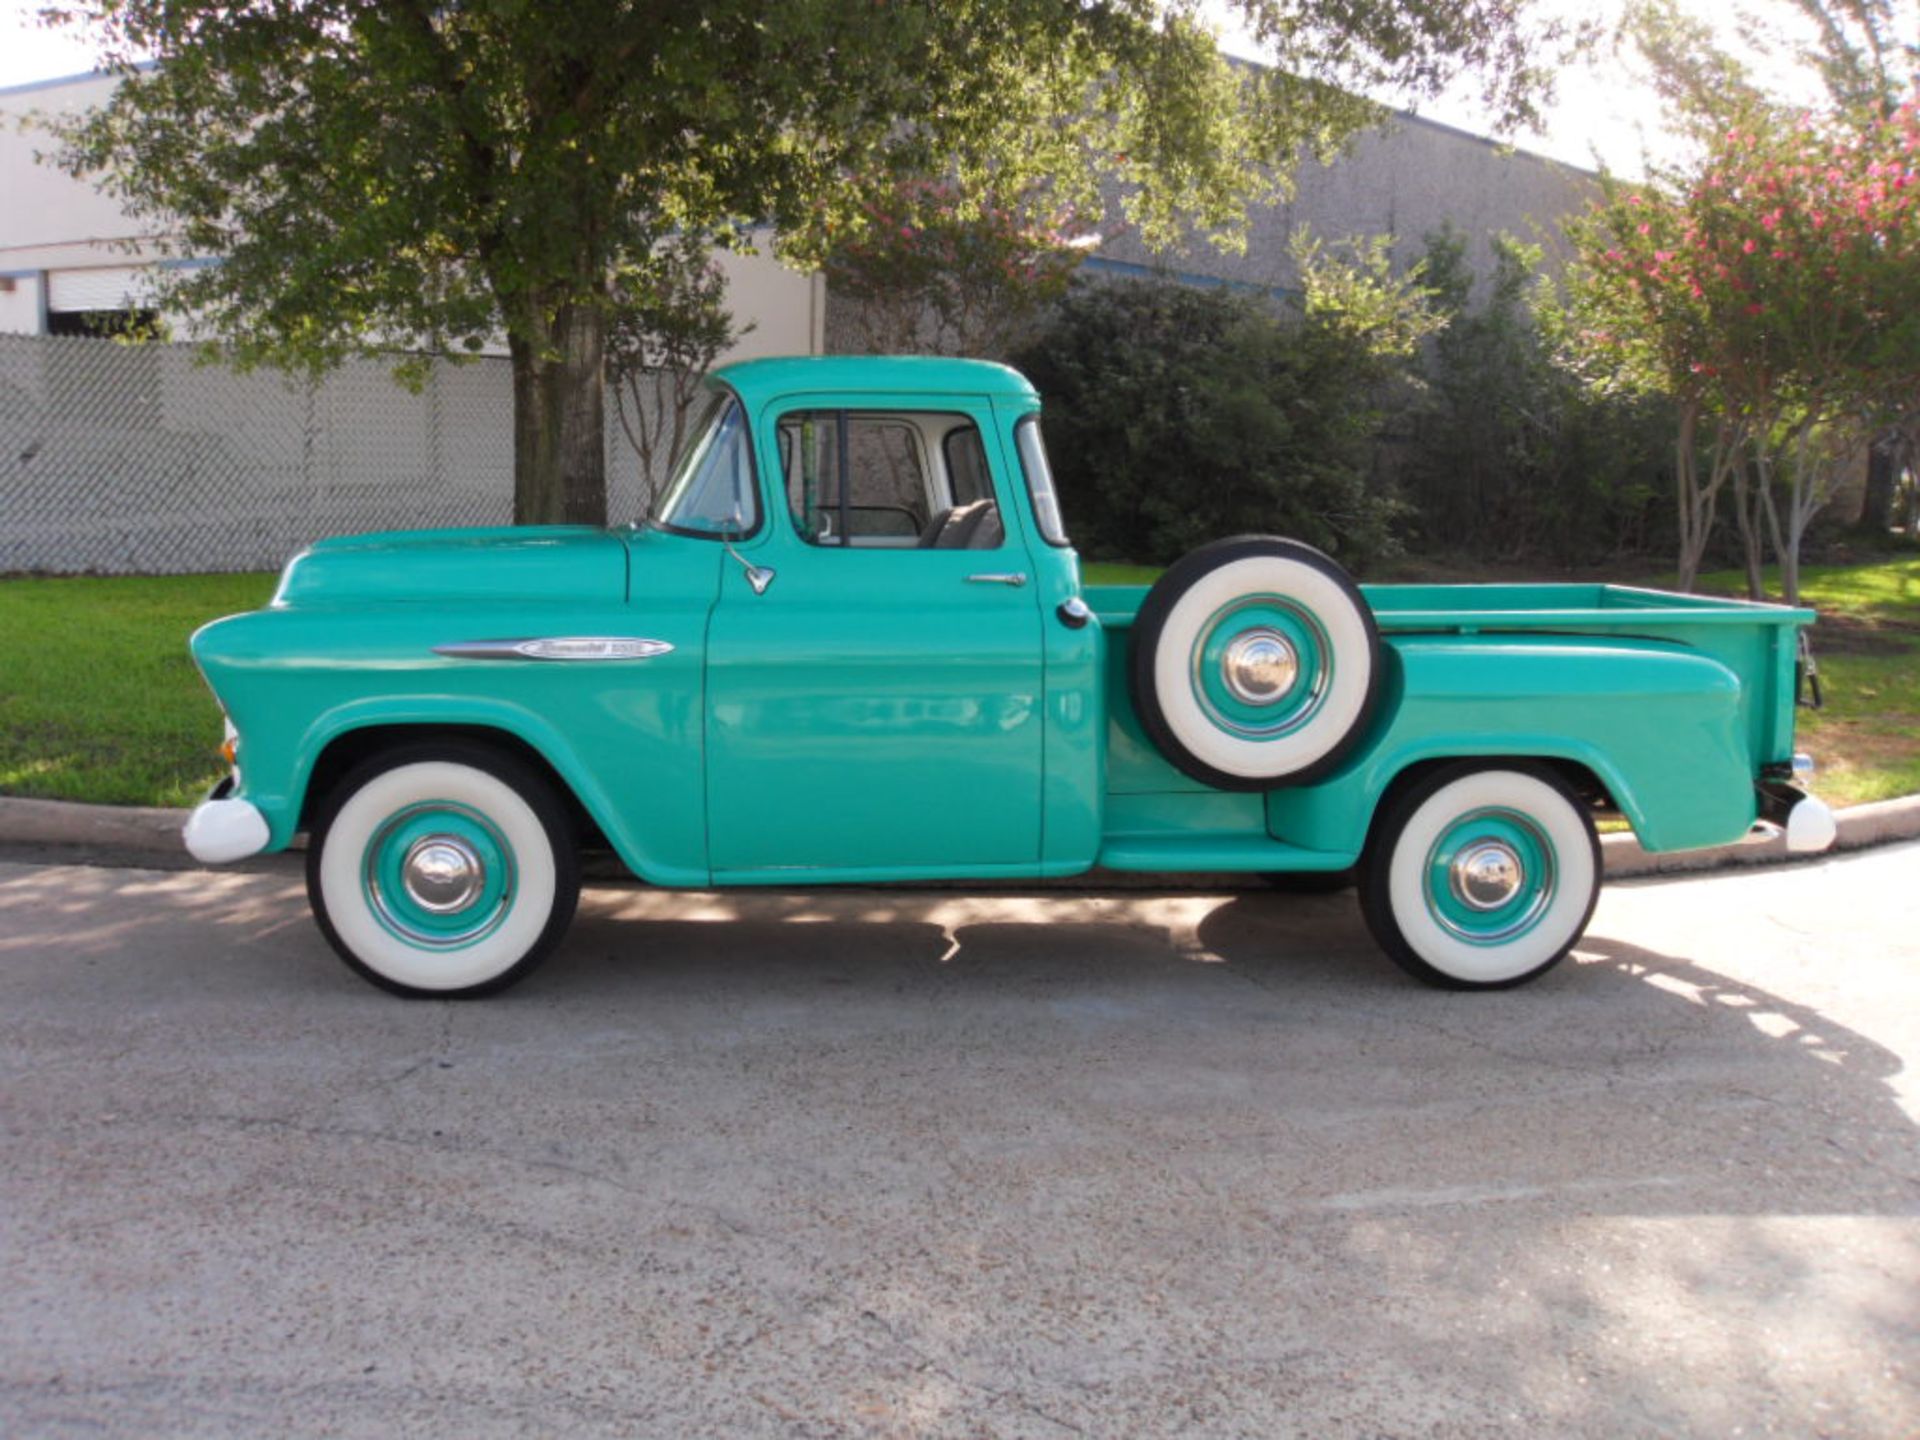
top-left (965, 572), bottom-right (1028, 587)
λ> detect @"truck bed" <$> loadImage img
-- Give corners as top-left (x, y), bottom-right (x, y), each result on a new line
top-left (1084, 580), bottom-right (1815, 869)
top-left (1086, 581), bottom-right (1814, 636)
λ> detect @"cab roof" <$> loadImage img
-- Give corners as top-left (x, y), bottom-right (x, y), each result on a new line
top-left (709, 355), bottom-right (1040, 409)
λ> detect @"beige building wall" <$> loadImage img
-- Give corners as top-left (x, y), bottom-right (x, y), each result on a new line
top-left (0, 71), bottom-right (821, 361)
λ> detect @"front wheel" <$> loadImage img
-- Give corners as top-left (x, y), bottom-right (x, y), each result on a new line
top-left (307, 743), bottom-right (581, 998)
top-left (1359, 763), bottom-right (1600, 990)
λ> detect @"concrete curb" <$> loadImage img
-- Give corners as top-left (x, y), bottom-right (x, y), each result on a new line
top-left (1601, 792), bottom-right (1920, 878)
top-left (0, 796), bottom-right (201, 854)
top-left (5, 790), bottom-right (1919, 882)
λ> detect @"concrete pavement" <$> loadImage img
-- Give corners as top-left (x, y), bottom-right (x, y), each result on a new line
top-left (2, 847), bottom-right (1917, 1437)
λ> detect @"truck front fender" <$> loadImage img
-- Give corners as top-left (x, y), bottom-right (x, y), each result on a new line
top-left (191, 605), bottom-right (713, 887)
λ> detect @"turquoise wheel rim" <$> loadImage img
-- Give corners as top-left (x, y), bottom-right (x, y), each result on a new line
top-left (1190, 596), bottom-right (1330, 738)
top-left (361, 801), bottom-right (516, 951)
top-left (1422, 807), bottom-right (1557, 946)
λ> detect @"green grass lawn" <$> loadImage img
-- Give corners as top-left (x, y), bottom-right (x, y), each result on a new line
top-left (2, 557), bottom-right (1913, 809)
top-left (1734, 559), bottom-right (1920, 808)
top-left (0, 572), bottom-right (277, 807)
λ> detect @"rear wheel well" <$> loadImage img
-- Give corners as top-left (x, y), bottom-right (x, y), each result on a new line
top-left (299, 724), bottom-right (607, 849)
top-left (1364, 755), bottom-right (1618, 856)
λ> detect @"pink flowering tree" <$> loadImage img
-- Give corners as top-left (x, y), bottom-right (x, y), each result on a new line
top-left (1570, 97), bottom-right (1920, 600)
top-left (821, 179), bottom-right (1103, 358)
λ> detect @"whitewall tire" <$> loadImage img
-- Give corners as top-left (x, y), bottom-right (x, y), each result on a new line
top-left (306, 743), bottom-right (580, 998)
top-left (1360, 763), bottom-right (1601, 989)
top-left (1130, 536), bottom-right (1381, 790)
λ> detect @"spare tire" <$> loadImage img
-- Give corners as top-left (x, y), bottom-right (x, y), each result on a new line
top-left (1129, 536), bottom-right (1381, 790)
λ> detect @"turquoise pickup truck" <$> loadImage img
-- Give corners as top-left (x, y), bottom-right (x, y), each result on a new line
top-left (185, 356), bottom-right (1833, 998)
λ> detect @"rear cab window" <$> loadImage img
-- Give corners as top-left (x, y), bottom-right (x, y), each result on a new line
top-left (1014, 415), bottom-right (1069, 548)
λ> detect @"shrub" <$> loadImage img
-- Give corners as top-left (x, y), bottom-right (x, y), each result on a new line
top-left (1401, 229), bottom-right (1676, 567)
top-left (1011, 267), bottom-right (1417, 570)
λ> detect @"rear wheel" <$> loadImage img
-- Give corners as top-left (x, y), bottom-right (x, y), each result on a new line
top-left (306, 742), bottom-right (580, 998)
top-left (1359, 763), bottom-right (1600, 989)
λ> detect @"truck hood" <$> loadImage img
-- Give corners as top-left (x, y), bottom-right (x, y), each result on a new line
top-left (273, 526), bottom-right (628, 607)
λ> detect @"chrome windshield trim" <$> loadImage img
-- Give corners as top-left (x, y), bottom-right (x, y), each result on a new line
top-left (432, 637), bottom-right (675, 662)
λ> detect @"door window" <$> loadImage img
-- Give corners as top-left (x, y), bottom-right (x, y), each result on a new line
top-left (778, 410), bottom-right (1003, 549)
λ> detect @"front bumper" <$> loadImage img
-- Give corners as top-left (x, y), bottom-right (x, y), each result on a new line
top-left (1755, 778), bottom-right (1837, 854)
top-left (183, 775), bottom-right (271, 864)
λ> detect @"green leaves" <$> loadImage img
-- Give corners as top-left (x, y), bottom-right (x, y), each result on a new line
top-left (38, 0), bottom-right (1554, 518)
top-left (44, 0), bottom-right (1553, 370)
top-left (1012, 275), bottom-right (1419, 568)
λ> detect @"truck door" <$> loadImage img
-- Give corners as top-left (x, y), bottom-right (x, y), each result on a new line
top-left (704, 400), bottom-right (1046, 878)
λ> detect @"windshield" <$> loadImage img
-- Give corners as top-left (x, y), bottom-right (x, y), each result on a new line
top-left (651, 391), bottom-right (758, 537)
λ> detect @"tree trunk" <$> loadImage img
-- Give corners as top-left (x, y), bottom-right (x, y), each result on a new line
top-left (510, 300), bottom-right (608, 526)
top-left (1731, 461), bottom-right (1767, 600)
top-left (1856, 437), bottom-right (1897, 534)
top-left (1674, 401), bottom-right (1706, 591)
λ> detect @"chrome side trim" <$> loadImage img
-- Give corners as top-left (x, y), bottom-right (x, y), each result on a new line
top-left (433, 637), bottom-right (675, 662)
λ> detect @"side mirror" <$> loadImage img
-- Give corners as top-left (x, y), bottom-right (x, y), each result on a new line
top-left (717, 505), bottom-right (775, 596)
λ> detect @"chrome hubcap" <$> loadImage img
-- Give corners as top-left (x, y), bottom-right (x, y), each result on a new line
top-left (1450, 840), bottom-right (1524, 911)
top-left (401, 835), bottom-right (485, 915)
top-left (1221, 628), bottom-right (1299, 706)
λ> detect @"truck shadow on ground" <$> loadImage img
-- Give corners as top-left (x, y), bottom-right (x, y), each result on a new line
top-left (531, 882), bottom-right (1917, 1216)
top-left (3, 861), bottom-right (1912, 1229)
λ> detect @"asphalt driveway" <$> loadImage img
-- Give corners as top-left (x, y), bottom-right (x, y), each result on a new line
top-left (2, 846), bottom-right (1916, 1437)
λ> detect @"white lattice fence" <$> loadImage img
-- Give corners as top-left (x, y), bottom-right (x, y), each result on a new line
top-left (0, 334), bottom-right (666, 575)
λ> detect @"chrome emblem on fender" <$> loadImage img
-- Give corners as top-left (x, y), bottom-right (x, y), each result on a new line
top-left (432, 637), bottom-right (675, 662)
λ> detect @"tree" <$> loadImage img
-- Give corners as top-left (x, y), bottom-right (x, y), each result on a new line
top-left (1011, 238), bottom-right (1435, 568)
top-left (40, 0), bottom-right (1557, 524)
top-left (1567, 2), bottom-right (1920, 599)
top-left (821, 178), bottom-right (1100, 358)
top-left (605, 234), bottom-right (744, 516)
top-left (1764, 0), bottom-right (1916, 119)
top-left (1571, 103), bottom-right (1920, 599)
top-left (1566, 181), bottom-right (1756, 592)
top-left (1404, 227), bottom-right (1671, 565)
